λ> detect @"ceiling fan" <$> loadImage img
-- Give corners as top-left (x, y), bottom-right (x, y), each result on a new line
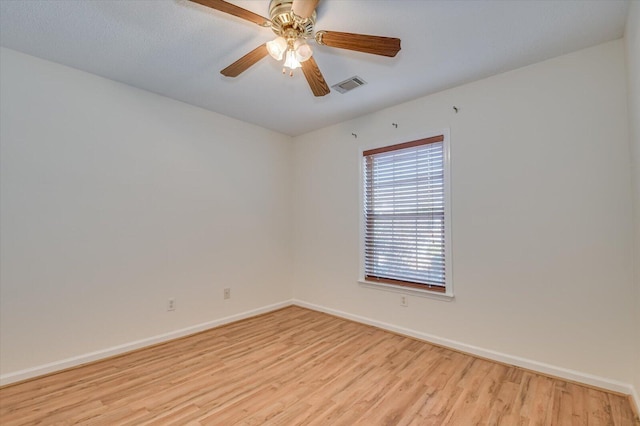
top-left (189, 0), bottom-right (401, 97)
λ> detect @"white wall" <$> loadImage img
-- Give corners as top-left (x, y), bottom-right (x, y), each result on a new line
top-left (624, 0), bottom-right (640, 406)
top-left (292, 40), bottom-right (636, 389)
top-left (0, 48), bottom-right (293, 378)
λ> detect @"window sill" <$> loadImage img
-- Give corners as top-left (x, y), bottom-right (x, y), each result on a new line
top-left (358, 280), bottom-right (454, 302)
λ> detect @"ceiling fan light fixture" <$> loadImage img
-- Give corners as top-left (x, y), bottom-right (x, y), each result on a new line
top-left (266, 36), bottom-right (287, 60)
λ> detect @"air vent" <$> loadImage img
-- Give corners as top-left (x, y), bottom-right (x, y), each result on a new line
top-left (332, 76), bottom-right (367, 94)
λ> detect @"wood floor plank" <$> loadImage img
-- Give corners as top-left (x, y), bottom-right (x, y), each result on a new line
top-left (0, 306), bottom-right (637, 425)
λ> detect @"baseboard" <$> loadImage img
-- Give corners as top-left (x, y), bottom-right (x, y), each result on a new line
top-left (631, 386), bottom-right (640, 422)
top-left (0, 300), bottom-right (292, 386)
top-left (292, 299), bottom-right (637, 397)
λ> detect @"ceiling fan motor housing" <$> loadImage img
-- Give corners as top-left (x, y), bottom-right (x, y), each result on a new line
top-left (269, 0), bottom-right (316, 39)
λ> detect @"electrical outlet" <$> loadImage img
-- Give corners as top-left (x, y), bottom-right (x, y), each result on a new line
top-left (224, 288), bottom-right (231, 300)
top-left (400, 295), bottom-right (408, 307)
top-left (167, 298), bottom-right (176, 311)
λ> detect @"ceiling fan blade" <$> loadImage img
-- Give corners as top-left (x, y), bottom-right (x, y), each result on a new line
top-left (190, 0), bottom-right (270, 26)
top-left (221, 44), bottom-right (269, 77)
top-left (316, 31), bottom-right (401, 57)
top-left (300, 56), bottom-right (330, 97)
top-left (291, 0), bottom-right (319, 19)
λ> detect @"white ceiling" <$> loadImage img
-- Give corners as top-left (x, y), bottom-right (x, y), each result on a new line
top-left (0, 0), bottom-right (630, 136)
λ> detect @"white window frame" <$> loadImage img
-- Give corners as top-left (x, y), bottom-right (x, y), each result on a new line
top-left (358, 129), bottom-right (453, 301)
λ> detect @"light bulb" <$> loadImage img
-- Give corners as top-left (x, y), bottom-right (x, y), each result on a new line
top-left (283, 49), bottom-right (301, 71)
top-left (266, 37), bottom-right (287, 61)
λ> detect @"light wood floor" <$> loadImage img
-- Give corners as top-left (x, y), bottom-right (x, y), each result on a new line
top-left (0, 306), bottom-right (637, 425)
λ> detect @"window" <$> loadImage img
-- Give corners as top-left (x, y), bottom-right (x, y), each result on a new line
top-left (362, 134), bottom-right (451, 295)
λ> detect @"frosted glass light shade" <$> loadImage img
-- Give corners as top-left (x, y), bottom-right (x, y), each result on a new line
top-left (266, 37), bottom-right (287, 60)
top-left (293, 39), bottom-right (313, 62)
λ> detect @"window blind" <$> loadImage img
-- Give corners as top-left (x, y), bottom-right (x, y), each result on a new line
top-left (363, 135), bottom-right (446, 292)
